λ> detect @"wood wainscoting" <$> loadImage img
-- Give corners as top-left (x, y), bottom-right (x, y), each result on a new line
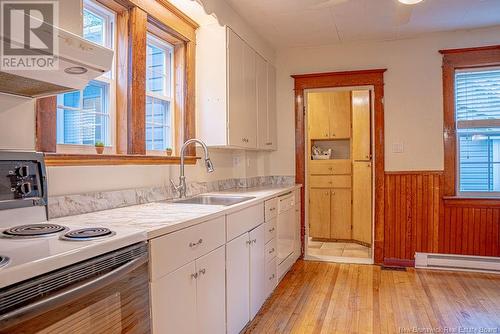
top-left (383, 171), bottom-right (500, 266)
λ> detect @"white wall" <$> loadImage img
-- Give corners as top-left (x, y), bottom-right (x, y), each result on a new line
top-left (0, 0), bottom-right (276, 197)
top-left (271, 25), bottom-right (500, 174)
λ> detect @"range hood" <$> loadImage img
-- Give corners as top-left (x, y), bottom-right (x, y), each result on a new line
top-left (0, 16), bottom-right (113, 98)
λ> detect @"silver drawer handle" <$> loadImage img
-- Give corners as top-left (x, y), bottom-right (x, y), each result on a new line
top-left (265, 142), bottom-right (272, 146)
top-left (198, 268), bottom-right (206, 275)
top-left (268, 248), bottom-right (275, 254)
top-left (189, 239), bottom-right (203, 248)
top-left (268, 227), bottom-right (275, 233)
top-left (191, 272), bottom-right (198, 279)
top-left (269, 274), bottom-right (275, 280)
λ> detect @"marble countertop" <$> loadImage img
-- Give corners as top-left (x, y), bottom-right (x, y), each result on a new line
top-left (51, 185), bottom-right (302, 240)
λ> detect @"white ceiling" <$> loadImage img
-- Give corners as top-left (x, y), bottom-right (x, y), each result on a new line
top-left (222, 0), bottom-right (500, 48)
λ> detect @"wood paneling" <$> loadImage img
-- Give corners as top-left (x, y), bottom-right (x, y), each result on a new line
top-left (384, 172), bottom-right (442, 263)
top-left (293, 69), bottom-right (386, 263)
top-left (116, 10), bottom-right (129, 154)
top-left (440, 200), bottom-right (500, 257)
top-left (384, 171), bottom-right (500, 265)
top-left (245, 260), bottom-right (500, 333)
top-left (35, 97), bottom-right (57, 152)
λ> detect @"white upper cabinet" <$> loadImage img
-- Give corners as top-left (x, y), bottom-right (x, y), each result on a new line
top-left (197, 24), bottom-right (277, 150)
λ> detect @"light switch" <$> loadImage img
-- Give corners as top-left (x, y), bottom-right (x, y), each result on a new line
top-left (392, 142), bottom-right (404, 153)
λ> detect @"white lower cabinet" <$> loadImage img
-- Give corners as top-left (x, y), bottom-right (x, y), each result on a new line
top-left (196, 246), bottom-right (226, 334)
top-left (226, 224), bottom-right (266, 334)
top-left (151, 246), bottom-right (226, 334)
top-left (151, 261), bottom-right (197, 334)
top-left (249, 224), bottom-right (266, 319)
top-left (226, 233), bottom-right (250, 334)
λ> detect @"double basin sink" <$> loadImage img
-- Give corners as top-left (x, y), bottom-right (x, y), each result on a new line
top-left (173, 195), bottom-right (255, 206)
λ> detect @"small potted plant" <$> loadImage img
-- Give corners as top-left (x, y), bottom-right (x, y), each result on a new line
top-left (95, 141), bottom-right (105, 154)
top-left (165, 147), bottom-right (173, 156)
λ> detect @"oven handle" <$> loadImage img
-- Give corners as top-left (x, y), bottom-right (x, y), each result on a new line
top-left (0, 254), bottom-right (147, 329)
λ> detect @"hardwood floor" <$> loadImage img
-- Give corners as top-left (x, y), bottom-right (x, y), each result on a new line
top-left (245, 260), bottom-right (500, 333)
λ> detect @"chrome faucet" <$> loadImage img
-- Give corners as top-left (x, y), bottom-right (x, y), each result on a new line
top-left (171, 139), bottom-right (214, 198)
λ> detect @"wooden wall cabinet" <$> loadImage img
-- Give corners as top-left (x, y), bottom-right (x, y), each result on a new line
top-left (197, 24), bottom-right (277, 150)
top-left (352, 90), bottom-right (371, 161)
top-left (307, 91), bottom-right (351, 140)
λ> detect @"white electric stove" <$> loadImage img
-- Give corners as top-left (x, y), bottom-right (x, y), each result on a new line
top-left (0, 152), bottom-right (150, 333)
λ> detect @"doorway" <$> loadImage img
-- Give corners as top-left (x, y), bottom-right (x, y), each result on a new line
top-left (292, 69), bottom-right (386, 264)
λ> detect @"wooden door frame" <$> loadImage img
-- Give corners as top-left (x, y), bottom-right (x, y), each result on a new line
top-left (292, 69), bottom-right (387, 264)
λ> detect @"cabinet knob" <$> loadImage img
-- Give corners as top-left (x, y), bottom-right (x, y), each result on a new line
top-left (324, 133), bottom-right (328, 137)
top-left (189, 239), bottom-right (203, 247)
top-left (191, 273), bottom-right (198, 279)
top-left (269, 248), bottom-right (275, 254)
top-left (198, 268), bottom-right (206, 275)
top-left (269, 274), bottom-right (275, 280)
top-left (265, 142), bottom-right (273, 146)
top-left (246, 240), bottom-right (252, 245)
top-left (268, 227), bottom-right (275, 233)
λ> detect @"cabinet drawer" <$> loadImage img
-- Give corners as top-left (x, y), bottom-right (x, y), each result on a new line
top-left (264, 218), bottom-right (277, 243)
top-left (309, 175), bottom-right (351, 188)
top-left (264, 198), bottom-right (278, 221)
top-left (265, 238), bottom-right (277, 263)
top-left (265, 257), bottom-right (277, 297)
top-left (150, 216), bottom-right (226, 280)
top-left (227, 203), bottom-right (264, 241)
top-left (309, 160), bottom-right (351, 175)
top-left (278, 193), bottom-right (294, 213)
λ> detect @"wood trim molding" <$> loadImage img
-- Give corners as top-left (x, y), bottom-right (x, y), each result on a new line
top-left (441, 45), bottom-right (500, 196)
top-left (443, 197), bottom-right (500, 208)
top-left (44, 154), bottom-right (198, 166)
top-left (293, 68), bottom-right (387, 264)
top-left (116, 10), bottom-right (129, 154)
top-left (35, 97), bottom-right (57, 153)
top-left (127, 7), bottom-right (147, 155)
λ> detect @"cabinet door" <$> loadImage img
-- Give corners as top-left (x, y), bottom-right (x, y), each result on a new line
top-left (226, 233), bottom-right (250, 334)
top-left (352, 162), bottom-right (372, 244)
top-left (307, 92), bottom-right (330, 139)
top-left (330, 188), bottom-right (352, 240)
top-left (295, 201), bottom-right (301, 256)
top-left (308, 188), bottom-right (330, 239)
top-left (352, 90), bottom-right (371, 161)
top-left (330, 91), bottom-right (351, 139)
top-left (196, 246), bottom-right (226, 334)
top-left (249, 224), bottom-right (266, 319)
top-left (151, 262), bottom-right (197, 334)
top-left (256, 54), bottom-right (268, 150)
top-left (228, 29), bottom-right (256, 148)
top-left (267, 64), bottom-right (277, 150)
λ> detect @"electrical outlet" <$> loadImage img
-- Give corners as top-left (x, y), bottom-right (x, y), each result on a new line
top-left (392, 142), bottom-right (404, 153)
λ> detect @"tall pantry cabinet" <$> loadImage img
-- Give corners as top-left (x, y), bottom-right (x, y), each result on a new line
top-left (307, 90), bottom-right (372, 246)
top-left (196, 24), bottom-right (277, 150)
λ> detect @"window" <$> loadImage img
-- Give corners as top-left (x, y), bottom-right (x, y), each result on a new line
top-left (455, 68), bottom-right (500, 195)
top-left (145, 34), bottom-right (174, 152)
top-left (56, 0), bottom-right (116, 150)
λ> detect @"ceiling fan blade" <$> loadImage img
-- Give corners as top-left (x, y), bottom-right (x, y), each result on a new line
top-left (394, 3), bottom-right (413, 25)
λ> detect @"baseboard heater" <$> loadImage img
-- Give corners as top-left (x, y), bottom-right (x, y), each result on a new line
top-left (415, 252), bottom-right (500, 274)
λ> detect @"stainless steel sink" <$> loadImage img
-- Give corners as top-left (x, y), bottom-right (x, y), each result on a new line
top-left (173, 195), bottom-right (255, 206)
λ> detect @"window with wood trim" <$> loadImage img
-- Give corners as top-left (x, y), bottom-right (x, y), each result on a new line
top-left (441, 45), bottom-right (500, 197)
top-left (56, 0), bottom-right (116, 154)
top-left (146, 33), bottom-right (174, 153)
top-left (35, 0), bottom-right (198, 166)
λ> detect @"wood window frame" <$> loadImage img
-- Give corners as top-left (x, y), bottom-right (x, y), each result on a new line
top-left (292, 69), bottom-right (387, 264)
top-left (36, 0), bottom-right (198, 166)
top-left (440, 45), bottom-right (500, 197)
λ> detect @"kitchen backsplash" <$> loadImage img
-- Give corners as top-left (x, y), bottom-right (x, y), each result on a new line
top-left (48, 175), bottom-right (295, 219)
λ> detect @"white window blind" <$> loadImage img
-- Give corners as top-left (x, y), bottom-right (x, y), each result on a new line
top-left (455, 68), bottom-right (500, 194)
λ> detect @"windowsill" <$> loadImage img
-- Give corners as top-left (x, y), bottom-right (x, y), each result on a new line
top-left (44, 153), bottom-right (198, 166)
top-left (443, 196), bottom-right (500, 208)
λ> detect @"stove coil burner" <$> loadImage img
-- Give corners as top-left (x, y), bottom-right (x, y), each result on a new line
top-left (0, 256), bottom-right (10, 269)
top-left (61, 227), bottom-right (115, 241)
top-left (3, 224), bottom-right (68, 238)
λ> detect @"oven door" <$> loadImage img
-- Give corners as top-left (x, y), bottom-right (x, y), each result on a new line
top-left (0, 243), bottom-right (150, 334)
